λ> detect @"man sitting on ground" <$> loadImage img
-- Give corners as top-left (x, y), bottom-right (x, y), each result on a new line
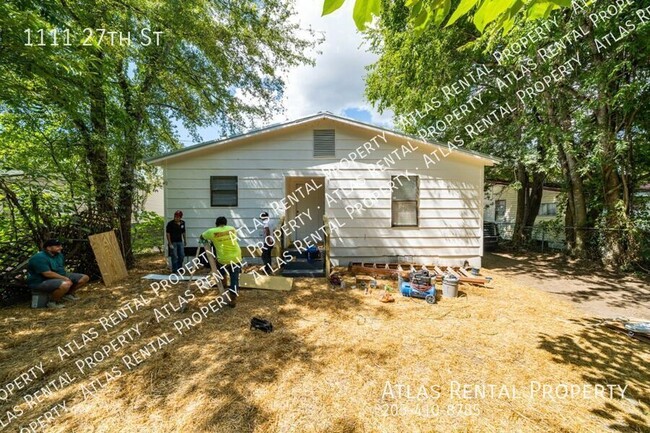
top-left (26, 239), bottom-right (90, 309)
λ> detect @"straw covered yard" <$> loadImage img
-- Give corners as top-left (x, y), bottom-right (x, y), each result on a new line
top-left (0, 254), bottom-right (648, 433)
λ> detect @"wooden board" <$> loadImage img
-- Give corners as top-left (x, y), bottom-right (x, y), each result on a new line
top-left (239, 273), bottom-right (293, 291)
top-left (88, 231), bottom-right (128, 285)
top-left (350, 262), bottom-right (490, 286)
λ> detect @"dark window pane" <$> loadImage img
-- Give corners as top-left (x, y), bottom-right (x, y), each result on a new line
top-left (210, 176), bottom-right (238, 206)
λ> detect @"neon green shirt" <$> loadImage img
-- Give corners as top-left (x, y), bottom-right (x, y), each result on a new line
top-left (201, 226), bottom-right (242, 265)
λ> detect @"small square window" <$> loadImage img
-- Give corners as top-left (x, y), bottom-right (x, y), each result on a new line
top-left (539, 203), bottom-right (557, 216)
top-left (210, 176), bottom-right (237, 207)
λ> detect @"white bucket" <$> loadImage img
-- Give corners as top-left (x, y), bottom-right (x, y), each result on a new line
top-left (442, 275), bottom-right (459, 298)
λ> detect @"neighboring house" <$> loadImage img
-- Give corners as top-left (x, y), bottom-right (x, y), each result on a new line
top-left (142, 187), bottom-right (164, 216)
top-left (484, 181), bottom-right (564, 247)
top-left (147, 113), bottom-right (499, 267)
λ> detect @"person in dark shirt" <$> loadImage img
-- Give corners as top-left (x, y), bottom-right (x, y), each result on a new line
top-left (259, 211), bottom-right (274, 275)
top-left (26, 239), bottom-right (89, 309)
top-left (166, 210), bottom-right (187, 273)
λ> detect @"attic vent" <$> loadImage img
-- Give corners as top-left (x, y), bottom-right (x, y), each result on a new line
top-left (313, 129), bottom-right (335, 157)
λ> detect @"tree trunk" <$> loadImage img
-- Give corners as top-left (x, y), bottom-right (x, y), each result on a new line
top-left (512, 163), bottom-right (528, 246)
top-left (524, 172), bottom-right (545, 229)
top-left (547, 94), bottom-right (589, 257)
top-left (86, 50), bottom-right (114, 215)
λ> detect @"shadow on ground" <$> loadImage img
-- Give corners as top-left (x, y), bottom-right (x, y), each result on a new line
top-left (484, 252), bottom-right (650, 315)
top-left (537, 318), bottom-right (650, 432)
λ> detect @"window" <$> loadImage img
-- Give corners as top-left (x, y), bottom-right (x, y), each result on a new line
top-left (210, 176), bottom-right (238, 207)
top-left (539, 203), bottom-right (557, 216)
top-left (313, 129), bottom-right (335, 157)
top-left (391, 176), bottom-right (418, 227)
top-left (495, 200), bottom-right (506, 222)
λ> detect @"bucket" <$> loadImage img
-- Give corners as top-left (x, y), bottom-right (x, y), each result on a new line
top-left (31, 292), bottom-right (49, 308)
top-left (442, 275), bottom-right (459, 298)
top-left (471, 268), bottom-right (480, 276)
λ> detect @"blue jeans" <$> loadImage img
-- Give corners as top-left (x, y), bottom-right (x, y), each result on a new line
top-left (225, 264), bottom-right (240, 294)
top-left (170, 242), bottom-right (185, 272)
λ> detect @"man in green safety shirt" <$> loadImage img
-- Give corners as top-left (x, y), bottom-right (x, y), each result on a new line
top-left (201, 216), bottom-right (242, 307)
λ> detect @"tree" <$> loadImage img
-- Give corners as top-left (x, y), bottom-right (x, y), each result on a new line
top-left (1, 0), bottom-right (317, 266)
top-left (363, 0), bottom-right (650, 265)
top-left (322, 0), bottom-right (573, 33)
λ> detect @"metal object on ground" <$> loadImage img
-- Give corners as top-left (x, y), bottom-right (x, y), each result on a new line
top-left (442, 275), bottom-right (459, 298)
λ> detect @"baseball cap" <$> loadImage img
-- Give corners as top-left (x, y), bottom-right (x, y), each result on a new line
top-left (43, 239), bottom-right (62, 248)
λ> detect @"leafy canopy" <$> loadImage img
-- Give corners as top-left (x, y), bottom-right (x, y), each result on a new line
top-left (322, 0), bottom-right (573, 33)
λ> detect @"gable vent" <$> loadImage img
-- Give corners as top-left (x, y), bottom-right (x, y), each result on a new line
top-left (313, 129), bottom-right (335, 157)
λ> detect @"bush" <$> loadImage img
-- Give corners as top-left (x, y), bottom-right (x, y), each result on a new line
top-left (132, 211), bottom-right (164, 253)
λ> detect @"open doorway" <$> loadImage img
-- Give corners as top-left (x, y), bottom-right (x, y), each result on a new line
top-left (284, 176), bottom-right (325, 245)
top-left (282, 176), bottom-right (326, 277)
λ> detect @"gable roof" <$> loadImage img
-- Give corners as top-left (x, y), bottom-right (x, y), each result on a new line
top-left (147, 112), bottom-right (500, 166)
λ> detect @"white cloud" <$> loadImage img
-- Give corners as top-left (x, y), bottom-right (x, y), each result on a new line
top-left (272, 0), bottom-right (394, 127)
top-left (177, 0), bottom-right (394, 144)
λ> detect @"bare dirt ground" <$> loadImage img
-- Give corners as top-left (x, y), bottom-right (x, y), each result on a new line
top-left (0, 254), bottom-right (648, 433)
top-left (483, 252), bottom-right (650, 321)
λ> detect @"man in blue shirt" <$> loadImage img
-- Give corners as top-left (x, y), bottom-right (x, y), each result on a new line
top-left (26, 239), bottom-right (89, 309)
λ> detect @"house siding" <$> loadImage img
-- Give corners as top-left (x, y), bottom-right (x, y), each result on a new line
top-left (161, 120), bottom-right (488, 267)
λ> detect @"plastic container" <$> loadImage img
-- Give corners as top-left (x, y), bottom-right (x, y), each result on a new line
top-left (306, 245), bottom-right (319, 263)
top-left (31, 292), bottom-right (49, 308)
top-left (442, 275), bottom-right (459, 298)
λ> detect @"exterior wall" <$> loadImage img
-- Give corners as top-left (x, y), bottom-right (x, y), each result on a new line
top-left (161, 120), bottom-right (487, 267)
top-left (143, 187), bottom-right (164, 216)
top-left (484, 184), bottom-right (561, 224)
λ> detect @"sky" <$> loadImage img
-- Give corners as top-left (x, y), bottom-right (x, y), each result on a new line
top-left (176, 0), bottom-right (394, 145)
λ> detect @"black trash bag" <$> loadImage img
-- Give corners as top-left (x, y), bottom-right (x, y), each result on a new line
top-left (250, 317), bottom-right (273, 333)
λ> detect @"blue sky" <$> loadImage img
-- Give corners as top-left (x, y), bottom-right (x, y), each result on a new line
top-left (176, 0), bottom-right (393, 146)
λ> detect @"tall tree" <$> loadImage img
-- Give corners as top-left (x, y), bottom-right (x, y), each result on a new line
top-left (1, 0), bottom-right (317, 266)
top-left (363, 0), bottom-right (650, 265)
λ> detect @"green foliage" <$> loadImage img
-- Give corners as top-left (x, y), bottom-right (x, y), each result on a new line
top-left (364, 0), bottom-right (650, 265)
top-left (322, 0), bottom-right (571, 33)
top-left (0, 0), bottom-right (318, 264)
top-left (131, 211), bottom-right (165, 254)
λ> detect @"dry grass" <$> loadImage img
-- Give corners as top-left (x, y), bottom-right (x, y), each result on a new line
top-left (0, 254), bottom-right (648, 433)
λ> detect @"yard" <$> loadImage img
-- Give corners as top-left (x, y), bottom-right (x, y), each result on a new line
top-left (0, 254), bottom-right (648, 433)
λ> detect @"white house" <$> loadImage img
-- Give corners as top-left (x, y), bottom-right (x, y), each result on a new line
top-left (484, 181), bottom-right (564, 246)
top-left (148, 113), bottom-right (499, 268)
top-left (483, 181), bottom-right (562, 224)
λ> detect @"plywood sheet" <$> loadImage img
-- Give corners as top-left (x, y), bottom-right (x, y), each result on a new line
top-left (88, 231), bottom-right (128, 285)
top-left (239, 273), bottom-right (293, 291)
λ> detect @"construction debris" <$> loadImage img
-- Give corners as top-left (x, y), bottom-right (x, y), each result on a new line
top-left (348, 262), bottom-right (492, 286)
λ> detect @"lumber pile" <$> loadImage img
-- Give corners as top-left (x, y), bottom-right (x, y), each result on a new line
top-left (347, 262), bottom-right (491, 286)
